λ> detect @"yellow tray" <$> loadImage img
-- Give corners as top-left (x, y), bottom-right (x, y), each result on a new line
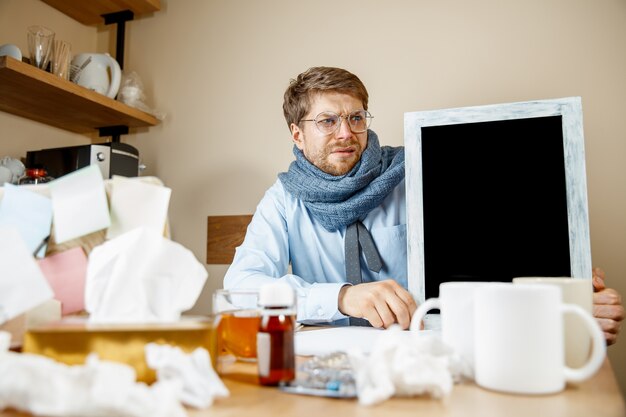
top-left (23, 316), bottom-right (217, 383)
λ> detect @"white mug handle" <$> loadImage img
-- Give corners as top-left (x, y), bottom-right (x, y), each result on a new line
top-left (561, 303), bottom-right (606, 382)
top-left (410, 298), bottom-right (440, 331)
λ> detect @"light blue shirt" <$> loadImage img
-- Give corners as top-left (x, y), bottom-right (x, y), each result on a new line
top-left (223, 178), bottom-right (407, 324)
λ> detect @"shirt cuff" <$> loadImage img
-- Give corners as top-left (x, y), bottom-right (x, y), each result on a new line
top-left (299, 282), bottom-right (349, 323)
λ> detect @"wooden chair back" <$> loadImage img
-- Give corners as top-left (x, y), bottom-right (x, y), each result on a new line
top-left (206, 215), bottom-right (253, 264)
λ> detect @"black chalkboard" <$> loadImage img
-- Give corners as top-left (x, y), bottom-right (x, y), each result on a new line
top-left (420, 116), bottom-right (572, 299)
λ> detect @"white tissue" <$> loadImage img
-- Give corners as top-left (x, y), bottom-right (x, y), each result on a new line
top-left (348, 326), bottom-right (464, 406)
top-left (0, 332), bottom-right (9, 352)
top-left (0, 339), bottom-right (186, 417)
top-left (145, 343), bottom-right (229, 408)
top-left (85, 228), bottom-right (208, 323)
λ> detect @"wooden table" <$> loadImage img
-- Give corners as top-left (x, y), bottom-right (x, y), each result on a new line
top-left (187, 359), bottom-right (626, 417)
top-left (1, 353), bottom-right (624, 417)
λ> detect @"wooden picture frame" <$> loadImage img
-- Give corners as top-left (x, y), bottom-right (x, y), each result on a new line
top-left (404, 97), bottom-right (592, 304)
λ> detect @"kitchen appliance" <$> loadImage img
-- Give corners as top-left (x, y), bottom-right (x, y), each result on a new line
top-left (70, 53), bottom-right (122, 98)
top-left (25, 142), bottom-right (140, 180)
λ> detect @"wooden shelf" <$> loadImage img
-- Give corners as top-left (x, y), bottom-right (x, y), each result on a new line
top-left (40, 0), bottom-right (161, 25)
top-left (0, 56), bottom-right (159, 134)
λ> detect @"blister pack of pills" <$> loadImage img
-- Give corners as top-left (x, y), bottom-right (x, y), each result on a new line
top-left (279, 352), bottom-right (356, 398)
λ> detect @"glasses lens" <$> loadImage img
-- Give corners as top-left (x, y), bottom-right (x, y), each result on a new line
top-left (312, 110), bottom-right (372, 134)
top-left (314, 112), bottom-right (340, 133)
top-left (348, 110), bottom-right (370, 133)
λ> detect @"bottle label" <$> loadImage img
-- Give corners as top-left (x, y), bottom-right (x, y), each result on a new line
top-left (257, 331), bottom-right (270, 377)
top-left (260, 308), bottom-right (295, 316)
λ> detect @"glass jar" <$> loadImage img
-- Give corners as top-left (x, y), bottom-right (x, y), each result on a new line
top-left (17, 168), bottom-right (54, 185)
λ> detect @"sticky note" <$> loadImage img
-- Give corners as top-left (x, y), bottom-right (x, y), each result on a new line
top-left (0, 226), bottom-right (54, 324)
top-left (0, 184), bottom-right (52, 258)
top-left (49, 165), bottom-right (111, 244)
top-left (106, 176), bottom-right (171, 239)
top-left (37, 247), bottom-right (88, 315)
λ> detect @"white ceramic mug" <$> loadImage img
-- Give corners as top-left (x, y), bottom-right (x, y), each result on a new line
top-left (513, 277), bottom-right (593, 368)
top-left (70, 53), bottom-right (121, 98)
top-left (474, 283), bottom-right (605, 395)
top-left (410, 282), bottom-right (487, 373)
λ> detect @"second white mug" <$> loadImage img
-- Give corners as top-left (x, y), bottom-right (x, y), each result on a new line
top-left (513, 277), bottom-right (593, 368)
top-left (474, 283), bottom-right (605, 394)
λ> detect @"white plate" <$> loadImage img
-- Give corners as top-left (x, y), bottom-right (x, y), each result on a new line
top-left (0, 44), bottom-right (22, 61)
top-left (295, 326), bottom-right (437, 356)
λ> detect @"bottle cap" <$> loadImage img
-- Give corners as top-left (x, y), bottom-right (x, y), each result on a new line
top-left (258, 282), bottom-right (295, 307)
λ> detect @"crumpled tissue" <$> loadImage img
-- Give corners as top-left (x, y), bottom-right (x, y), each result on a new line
top-left (85, 228), bottom-right (208, 323)
top-left (348, 326), bottom-right (465, 406)
top-left (145, 343), bottom-right (229, 408)
top-left (0, 331), bottom-right (186, 417)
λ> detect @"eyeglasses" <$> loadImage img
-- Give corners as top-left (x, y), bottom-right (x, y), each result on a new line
top-left (300, 110), bottom-right (373, 135)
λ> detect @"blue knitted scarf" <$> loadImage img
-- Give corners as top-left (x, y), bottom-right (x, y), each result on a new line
top-left (278, 130), bottom-right (405, 231)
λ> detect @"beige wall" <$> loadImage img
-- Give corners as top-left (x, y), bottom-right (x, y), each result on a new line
top-left (2, 0), bottom-right (625, 393)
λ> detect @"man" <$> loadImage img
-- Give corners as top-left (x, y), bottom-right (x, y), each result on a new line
top-left (224, 66), bottom-right (623, 344)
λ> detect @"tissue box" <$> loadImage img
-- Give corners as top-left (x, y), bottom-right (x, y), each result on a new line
top-left (0, 300), bottom-right (62, 349)
top-left (0, 314), bottom-right (26, 350)
top-left (22, 316), bottom-right (217, 383)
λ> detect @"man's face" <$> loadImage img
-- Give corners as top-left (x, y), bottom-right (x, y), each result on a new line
top-left (290, 92), bottom-right (368, 176)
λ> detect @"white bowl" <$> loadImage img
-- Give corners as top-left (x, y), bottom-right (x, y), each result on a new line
top-left (0, 44), bottom-right (22, 61)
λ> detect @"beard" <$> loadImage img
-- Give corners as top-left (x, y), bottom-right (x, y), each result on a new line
top-left (307, 140), bottom-right (363, 176)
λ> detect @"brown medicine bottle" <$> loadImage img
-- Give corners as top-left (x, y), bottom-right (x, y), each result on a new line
top-left (17, 168), bottom-right (54, 185)
top-left (257, 282), bottom-right (296, 386)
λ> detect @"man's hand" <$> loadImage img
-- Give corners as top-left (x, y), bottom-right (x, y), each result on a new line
top-left (338, 280), bottom-right (417, 329)
top-left (592, 267), bottom-right (624, 346)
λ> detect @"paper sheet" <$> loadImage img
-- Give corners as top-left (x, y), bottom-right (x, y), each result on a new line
top-left (106, 176), bottom-right (171, 239)
top-left (0, 226), bottom-right (54, 323)
top-left (37, 247), bottom-right (88, 315)
top-left (0, 184), bottom-right (52, 258)
top-left (295, 326), bottom-right (435, 356)
top-left (49, 165), bottom-right (110, 243)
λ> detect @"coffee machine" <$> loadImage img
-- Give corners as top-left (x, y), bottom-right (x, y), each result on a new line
top-left (25, 142), bottom-right (140, 179)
